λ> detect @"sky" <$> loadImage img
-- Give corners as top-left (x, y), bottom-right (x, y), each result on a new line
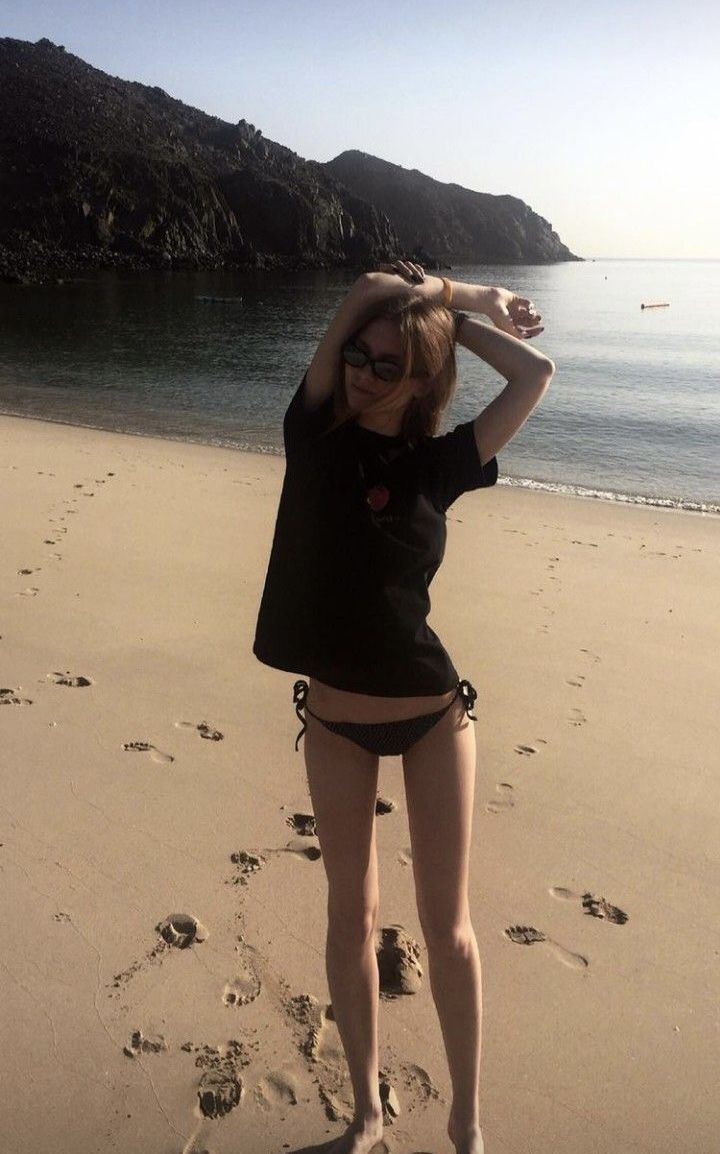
top-left (2, 0), bottom-right (718, 259)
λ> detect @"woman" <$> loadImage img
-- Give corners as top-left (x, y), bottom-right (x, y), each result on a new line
top-left (254, 264), bottom-right (554, 1154)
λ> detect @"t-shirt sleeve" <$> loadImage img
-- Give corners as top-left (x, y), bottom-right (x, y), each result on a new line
top-left (423, 419), bottom-right (498, 512)
top-left (283, 374), bottom-right (336, 452)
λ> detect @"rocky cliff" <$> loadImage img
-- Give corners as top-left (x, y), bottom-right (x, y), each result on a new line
top-left (0, 37), bottom-right (579, 283)
top-left (0, 38), bottom-right (397, 282)
top-left (326, 151), bottom-right (578, 265)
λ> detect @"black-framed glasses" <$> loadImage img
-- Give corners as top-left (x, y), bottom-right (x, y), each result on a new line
top-left (341, 342), bottom-right (404, 384)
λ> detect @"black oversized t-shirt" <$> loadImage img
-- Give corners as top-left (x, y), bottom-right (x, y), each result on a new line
top-left (253, 376), bottom-right (498, 696)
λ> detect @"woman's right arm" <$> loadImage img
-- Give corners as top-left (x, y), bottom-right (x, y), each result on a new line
top-left (305, 266), bottom-right (442, 409)
top-left (304, 273), bottom-right (388, 409)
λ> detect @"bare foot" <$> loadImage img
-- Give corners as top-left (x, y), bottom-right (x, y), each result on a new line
top-left (327, 1113), bottom-right (385, 1154)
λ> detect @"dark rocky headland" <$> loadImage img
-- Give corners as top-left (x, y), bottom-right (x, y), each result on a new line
top-left (0, 37), bottom-right (580, 284)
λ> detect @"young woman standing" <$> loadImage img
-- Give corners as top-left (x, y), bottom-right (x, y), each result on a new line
top-left (254, 263), bottom-right (554, 1154)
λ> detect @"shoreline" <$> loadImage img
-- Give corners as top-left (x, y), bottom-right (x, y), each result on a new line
top-left (1, 405), bottom-right (717, 518)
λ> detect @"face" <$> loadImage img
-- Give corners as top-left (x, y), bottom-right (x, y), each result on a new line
top-left (343, 318), bottom-right (425, 424)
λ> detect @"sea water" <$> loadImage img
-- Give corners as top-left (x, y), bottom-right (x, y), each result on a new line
top-left (1, 259), bottom-right (717, 512)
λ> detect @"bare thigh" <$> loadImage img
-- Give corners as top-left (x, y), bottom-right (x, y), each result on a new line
top-left (401, 698), bottom-right (477, 939)
top-left (304, 715), bottom-right (381, 934)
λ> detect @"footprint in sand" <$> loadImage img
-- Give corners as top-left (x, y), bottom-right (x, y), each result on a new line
top-left (1, 687), bottom-right (33, 706)
top-left (228, 849), bottom-right (276, 886)
top-left (17, 568), bottom-right (40, 576)
top-left (291, 995), bottom-right (347, 1073)
top-left (287, 995), bottom-right (374, 1125)
top-left (398, 1061), bottom-right (441, 1106)
top-left (280, 838), bottom-right (322, 862)
top-left (48, 671), bottom-right (93, 688)
top-left (175, 720), bottom-right (224, 741)
top-left (397, 847), bottom-right (412, 866)
top-left (566, 676), bottom-right (585, 688)
top-left (192, 1040), bottom-right (247, 1119)
top-left (486, 783), bottom-right (515, 813)
top-left (550, 886), bottom-right (628, 924)
top-left (285, 812), bottom-right (317, 836)
top-left (122, 741), bottom-right (175, 764)
top-left (515, 742), bottom-right (541, 756)
top-left (376, 795), bottom-right (396, 814)
top-left (123, 1029), bottom-right (168, 1058)
top-left (254, 1070), bottom-right (299, 1110)
top-left (223, 971), bottom-right (262, 1008)
top-left (568, 708), bottom-right (587, 727)
top-left (504, 925), bottom-right (588, 969)
top-left (157, 913), bottom-right (209, 949)
top-left (229, 840), bottom-right (321, 878)
top-left (16, 587), bottom-right (40, 597)
top-left (108, 917), bottom-right (207, 995)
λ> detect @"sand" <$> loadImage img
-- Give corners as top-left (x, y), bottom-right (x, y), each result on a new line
top-left (1, 411), bottom-right (718, 1154)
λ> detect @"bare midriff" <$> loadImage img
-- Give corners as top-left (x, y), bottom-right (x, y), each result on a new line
top-left (308, 677), bottom-right (457, 723)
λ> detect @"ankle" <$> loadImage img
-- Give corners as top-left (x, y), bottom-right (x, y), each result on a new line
top-left (449, 1120), bottom-right (484, 1154)
top-left (353, 1103), bottom-right (383, 1127)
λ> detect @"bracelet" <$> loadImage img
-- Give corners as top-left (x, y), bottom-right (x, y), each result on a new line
top-left (440, 277), bottom-right (453, 307)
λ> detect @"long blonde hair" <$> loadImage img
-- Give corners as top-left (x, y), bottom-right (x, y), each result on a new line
top-left (324, 295), bottom-right (458, 444)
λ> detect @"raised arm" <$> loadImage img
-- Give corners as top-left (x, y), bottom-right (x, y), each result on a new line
top-left (305, 266), bottom-right (553, 455)
top-left (304, 272), bottom-right (403, 409)
top-left (305, 266), bottom-right (521, 409)
top-left (456, 315), bottom-right (555, 466)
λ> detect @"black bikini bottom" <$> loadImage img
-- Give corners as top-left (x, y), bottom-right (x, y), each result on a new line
top-left (292, 679), bottom-right (478, 757)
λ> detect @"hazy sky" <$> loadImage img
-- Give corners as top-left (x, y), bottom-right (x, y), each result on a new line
top-left (2, 0), bottom-right (718, 258)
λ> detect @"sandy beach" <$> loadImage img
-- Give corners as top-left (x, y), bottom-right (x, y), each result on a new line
top-left (1, 411), bottom-right (718, 1154)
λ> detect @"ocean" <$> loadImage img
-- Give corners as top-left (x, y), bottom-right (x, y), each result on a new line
top-left (1, 259), bottom-right (718, 513)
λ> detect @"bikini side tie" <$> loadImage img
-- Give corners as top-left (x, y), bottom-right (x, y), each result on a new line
top-left (457, 678), bottom-right (478, 720)
top-left (293, 679), bottom-right (310, 751)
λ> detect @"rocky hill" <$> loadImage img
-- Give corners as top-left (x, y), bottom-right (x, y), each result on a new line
top-left (0, 38), bottom-right (397, 282)
top-left (326, 151), bottom-right (577, 265)
top-left (0, 37), bottom-right (579, 283)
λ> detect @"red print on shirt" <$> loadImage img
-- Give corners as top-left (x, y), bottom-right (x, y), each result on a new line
top-left (366, 485), bottom-right (390, 512)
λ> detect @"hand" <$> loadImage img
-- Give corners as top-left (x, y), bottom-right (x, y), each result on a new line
top-left (378, 260), bottom-right (425, 284)
top-left (481, 287), bottom-right (544, 340)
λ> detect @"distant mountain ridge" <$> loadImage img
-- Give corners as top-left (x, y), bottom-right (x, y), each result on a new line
top-left (0, 37), bottom-right (579, 283)
top-left (326, 151), bottom-right (577, 265)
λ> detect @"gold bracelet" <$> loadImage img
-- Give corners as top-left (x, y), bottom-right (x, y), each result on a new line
top-left (440, 277), bottom-right (453, 307)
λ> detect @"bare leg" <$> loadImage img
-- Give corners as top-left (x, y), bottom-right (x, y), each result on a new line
top-left (304, 715), bottom-right (385, 1154)
top-left (402, 700), bottom-right (484, 1154)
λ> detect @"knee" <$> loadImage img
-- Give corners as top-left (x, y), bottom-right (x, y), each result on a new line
top-left (420, 913), bottom-right (476, 959)
top-left (327, 900), bottom-right (379, 952)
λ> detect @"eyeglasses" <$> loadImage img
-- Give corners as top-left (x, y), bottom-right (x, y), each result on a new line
top-left (341, 342), bottom-right (403, 384)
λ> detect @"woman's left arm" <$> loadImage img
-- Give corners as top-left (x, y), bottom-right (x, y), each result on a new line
top-left (377, 265), bottom-right (554, 463)
top-left (456, 316), bottom-right (555, 466)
